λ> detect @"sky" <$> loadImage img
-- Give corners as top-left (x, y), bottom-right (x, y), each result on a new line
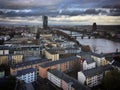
top-left (0, 0), bottom-right (120, 25)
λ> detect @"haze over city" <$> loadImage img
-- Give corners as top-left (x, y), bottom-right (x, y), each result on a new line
top-left (0, 0), bottom-right (120, 25)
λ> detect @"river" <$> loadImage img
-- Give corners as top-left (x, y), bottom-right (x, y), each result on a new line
top-left (60, 30), bottom-right (120, 54)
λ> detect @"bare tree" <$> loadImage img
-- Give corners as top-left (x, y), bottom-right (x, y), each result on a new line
top-left (92, 45), bottom-right (97, 53)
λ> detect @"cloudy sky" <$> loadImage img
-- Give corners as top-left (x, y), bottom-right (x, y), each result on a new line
top-left (0, 0), bottom-right (120, 25)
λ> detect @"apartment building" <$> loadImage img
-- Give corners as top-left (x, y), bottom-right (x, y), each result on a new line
top-left (10, 58), bottom-right (49, 76)
top-left (39, 56), bottom-right (80, 78)
top-left (82, 59), bottom-right (96, 70)
top-left (0, 46), bottom-right (9, 55)
top-left (0, 54), bottom-right (23, 65)
top-left (44, 47), bottom-right (81, 61)
top-left (44, 49), bottom-right (59, 61)
top-left (0, 55), bottom-right (8, 65)
top-left (91, 53), bottom-right (108, 66)
top-left (47, 69), bottom-right (90, 90)
top-left (13, 45), bottom-right (41, 56)
top-left (77, 52), bottom-right (96, 70)
top-left (16, 68), bottom-right (37, 83)
top-left (11, 54), bottom-right (23, 64)
top-left (78, 64), bottom-right (113, 87)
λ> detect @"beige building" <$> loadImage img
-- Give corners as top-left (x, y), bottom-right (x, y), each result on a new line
top-left (0, 55), bottom-right (8, 65)
top-left (39, 56), bottom-right (80, 78)
top-left (91, 53), bottom-right (108, 66)
top-left (47, 69), bottom-right (90, 90)
top-left (10, 59), bottom-right (49, 76)
top-left (12, 54), bottom-right (23, 64)
top-left (44, 49), bottom-right (59, 61)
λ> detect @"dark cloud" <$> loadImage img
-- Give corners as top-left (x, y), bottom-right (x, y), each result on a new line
top-left (0, 8), bottom-right (120, 17)
top-left (0, 0), bottom-right (120, 16)
top-left (0, 0), bottom-right (120, 25)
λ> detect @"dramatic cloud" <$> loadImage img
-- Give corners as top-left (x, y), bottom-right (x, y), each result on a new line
top-left (0, 0), bottom-right (120, 25)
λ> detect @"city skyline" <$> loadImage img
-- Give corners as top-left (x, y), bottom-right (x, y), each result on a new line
top-left (0, 0), bottom-right (120, 25)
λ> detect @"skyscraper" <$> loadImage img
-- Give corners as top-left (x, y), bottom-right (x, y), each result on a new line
top-left (42, 16), bottom-right (48, 29)
top-left (92, 22), bottom-right (97, 32)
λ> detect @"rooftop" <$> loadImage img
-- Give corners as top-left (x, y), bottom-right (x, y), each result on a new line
top-left (85, 59), bottom-right (95, 64)
top-left (82, 64), bottom-right (113, 77)
top-left (10, 58), bottom-right (49, 69)
top-left (0, 46), bottom-right (10, 50)
top-left (91, 52), bottom-right (105, 58)
top-left (78, 52), bottom-right (95, 64)
top-left (40, 56), bottom-right (78, 68)
top-left (24, 56), bottom-right (41, 62)
top-left (78, 52), bottom-right (91, 59)
top-left (48, 69), bottom-right (90, 90)
top-left (112, 61), bottom-right (120, 68)
top-left (17, 68), bottom-right (36, 76)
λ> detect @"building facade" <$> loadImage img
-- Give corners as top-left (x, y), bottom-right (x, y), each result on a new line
top-left (91, 53), bottom-right (108, 66)
top-left (78, 64), bottom-right (112, 87)
top-left (16, 68), bottom-right (37, 83)
top-left (39, 56), bottom-right (80, 78)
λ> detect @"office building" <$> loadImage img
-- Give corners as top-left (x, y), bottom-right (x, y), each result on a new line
top-left (42, 16), bottom-right (48, 29)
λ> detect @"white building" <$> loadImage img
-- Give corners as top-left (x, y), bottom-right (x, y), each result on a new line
top-left (16, 68), bottom-right (36, 83)
top-left (47, 69), bottom-right (62, 87)
top-left (78, 64), bottom-right (112, 87)
top-left (0, 46), bottom-right (9, 55)
top-left (83, 59), bottom-right (96, 70)
top-left (0, 35), bottom-right (10, 41)
top-left (77, 52), bottom-right (96, 70)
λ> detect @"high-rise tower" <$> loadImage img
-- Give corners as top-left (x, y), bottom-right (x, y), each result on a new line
top-left (92, 22), bottom-right (97, 32)
top-left (42, 16), bottom-right (48, 29)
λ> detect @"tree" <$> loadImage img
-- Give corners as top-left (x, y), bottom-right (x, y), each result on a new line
top-left (0, 64), bottom-right (10, 76)
top-left (102, 69), bottom-right (120, 90)
top-left (81, 45), bottom-right (91, 52)
top-left (92, 45), bottom-right (97, 53)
